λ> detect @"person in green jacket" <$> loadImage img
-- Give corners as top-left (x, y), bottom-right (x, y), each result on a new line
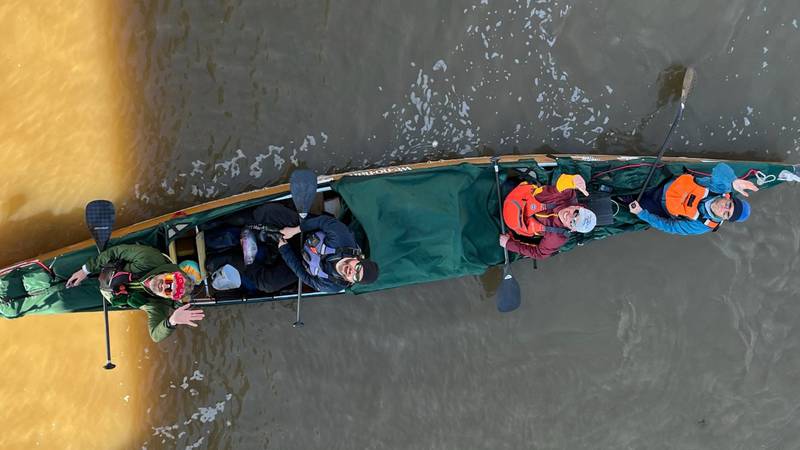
top-left (65, 244), bottom-right (205, 342)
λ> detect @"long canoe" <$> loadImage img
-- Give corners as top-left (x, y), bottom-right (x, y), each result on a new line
top-left (1, 154), bottom-right (798, 317)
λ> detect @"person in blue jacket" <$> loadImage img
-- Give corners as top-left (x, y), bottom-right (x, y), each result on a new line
top-left (206, 203), bottom-right (379, 293)
top-left (628, 162), bottom-right (759, 235)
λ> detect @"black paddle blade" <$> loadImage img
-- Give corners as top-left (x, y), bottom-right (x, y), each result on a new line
top-left (85, 200), bottom-right (116, 251)
top-left (496, 272), bottom-right (521, 313)
top-left (289, 170), bottom-right (318, 215)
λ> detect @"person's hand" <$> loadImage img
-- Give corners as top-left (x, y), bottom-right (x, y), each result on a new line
top-left (499, 234), bottom-right (511, 248)
top-left (628, 201), bottom-right (642, 215)
top-left (65, 269), bottom-right (88, 288)
top-left (280, 226), bottom-right (300, 240)
top-left (732, 179), bottom-right (759, 197)
top-left (573, 175), bottom-right (590, 197)
top-left (169, 304), bottom-right (205, 327)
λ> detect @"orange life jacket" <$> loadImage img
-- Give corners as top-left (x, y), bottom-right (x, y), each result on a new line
top-left (663, 174), bottom-right (722, 229)
top-left (502, 183), bottom-right (570, 237)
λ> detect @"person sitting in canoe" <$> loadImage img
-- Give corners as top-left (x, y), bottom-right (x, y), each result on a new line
top-left (207, 203), bottom-right (379, 293)
top-left (65, 244), bottom-right (205, 342)
top-left (627, 162), bottom-right (758, 235)
top-left (498, 173), bottom-right (597, 259)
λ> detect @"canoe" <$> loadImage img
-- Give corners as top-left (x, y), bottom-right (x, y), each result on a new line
top-left (1, 154), bottom-right (798, 317)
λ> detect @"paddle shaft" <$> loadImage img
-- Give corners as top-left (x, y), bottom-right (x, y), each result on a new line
top-left (493, 162), bottom-right (510, 267)
top-left (293, 221), bottom-right (305, 328)
top-left (636, 67), bottom-right (695, 203)
top-left (289, 170), bottom-right (318, 328)
top-left (491, 158), bottom-right (522, 312)
top-left (634, 103), bottom-right (686, 203)
top-left (86, 199), bottom-right (117, 370)
top-left (96, 242), bottom-right (115, 370)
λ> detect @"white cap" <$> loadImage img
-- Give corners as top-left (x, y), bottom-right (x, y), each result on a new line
top-left (211, 264), bottom-right (241, 291)
top-left (574, 207), bottom-right (597, 233)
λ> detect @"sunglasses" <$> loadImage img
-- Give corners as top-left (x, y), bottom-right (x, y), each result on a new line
top-left (353, 261), bottom-right (364, 283)
top-left (569, 209), bottom-right (580, 228)
top-left (163, 273), bottom-right (175, 295)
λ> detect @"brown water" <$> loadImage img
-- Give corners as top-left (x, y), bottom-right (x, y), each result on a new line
top-left (2, 0), bottom-right (800, 449)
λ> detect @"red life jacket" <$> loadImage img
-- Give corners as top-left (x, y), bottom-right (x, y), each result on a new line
top-left (663, 174), bottom-right (723, 229)
top-left (502, 182), bottom-right (569, 237)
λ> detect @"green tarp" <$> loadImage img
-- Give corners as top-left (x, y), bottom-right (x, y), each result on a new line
top-left (335, 164), bottom-right (506, 294)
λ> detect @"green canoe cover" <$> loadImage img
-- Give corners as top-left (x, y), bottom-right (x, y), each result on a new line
top-left (335, 164), bottom-right (506, 294)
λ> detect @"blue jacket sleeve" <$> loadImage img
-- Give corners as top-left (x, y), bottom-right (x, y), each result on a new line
top-left (638, 210), bottom-right (711, 236)
top-left (278, 245), bottom-right (342, 293)
top-left (300, 215), bottom-right (357, 249)
top-left (696, 163), bottom-right (736, 194)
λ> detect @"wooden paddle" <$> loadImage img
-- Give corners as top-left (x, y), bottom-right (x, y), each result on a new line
top-left (85, 200), bottom-right (117, 370)
top-left (289, 170), bottom-right (318, 327)
top-left (492, 157), bottom-right (521, 313)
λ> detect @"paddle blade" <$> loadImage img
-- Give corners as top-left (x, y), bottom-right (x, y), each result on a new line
top-left (289, 170), bottom-right (318, 215)
top-left (496, 272), bottom-right (521, 313)
top-left (680, 67), bottom-right (696, 104)
top-left (85, 200), bottom-right (116, 251)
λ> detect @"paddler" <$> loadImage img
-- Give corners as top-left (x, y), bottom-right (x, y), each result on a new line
top-left (498, 173), bottom-right (598, 259)
top-left (65, 244), bottom-right (205, 342)
top-left (206, 203), bottom-right (379, 293)
top-left (628, 162), bottom-right (758, 235)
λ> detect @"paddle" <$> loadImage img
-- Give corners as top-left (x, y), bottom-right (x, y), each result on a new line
top-left (85, 200), bottom-right (117, 370)
top-left (289, 169), bottom-right (318, 327)
top-left (491, 157), bottom-right (521, 313)
top-left (635, 66), bottom-right (697, 202)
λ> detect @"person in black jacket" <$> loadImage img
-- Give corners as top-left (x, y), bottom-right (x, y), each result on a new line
top-left (207, 203), bottom-right (379, 293)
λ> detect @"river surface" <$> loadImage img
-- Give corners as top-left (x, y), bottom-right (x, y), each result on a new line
top-left (1, 0), bottom-right (799, 449)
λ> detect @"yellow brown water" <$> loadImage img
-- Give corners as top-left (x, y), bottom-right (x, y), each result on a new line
top-left (0, 2), bottom-right (156, 448)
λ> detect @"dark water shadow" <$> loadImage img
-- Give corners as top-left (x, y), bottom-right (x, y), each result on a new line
top-left (0, 196), bottom-right (88, 267)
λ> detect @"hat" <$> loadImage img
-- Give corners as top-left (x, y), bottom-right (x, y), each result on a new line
top-left (730, 197), bottom-right (750, 222)
top-left (358, 260), bottom-right (379, 285)
top-left (178, 260), bottom-right (203, 284)
top-left (211, 264), bottom-right (241, 291)
top-left (574, 207), bottom-right (597, 233)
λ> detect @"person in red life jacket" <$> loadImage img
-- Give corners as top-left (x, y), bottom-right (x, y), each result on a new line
top-left (64, 244), bottom-right (204, 342)
top-left (627, 162), bottom-right (758, 235)
top-left (498, 173), bottom-right (598, 259)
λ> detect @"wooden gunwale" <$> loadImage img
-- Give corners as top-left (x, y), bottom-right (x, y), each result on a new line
top-left (8, 153), bottom-right (728, 267)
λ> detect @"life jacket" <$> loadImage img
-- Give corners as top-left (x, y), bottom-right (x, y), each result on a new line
top-left (302, 231), bottom-right (361, 282)
top-left (663, 174), bottom-right (724, 230)
top-left (98, 264), bottom-right (133, 296)
top-left (502, 182), bottom-right (570, 237)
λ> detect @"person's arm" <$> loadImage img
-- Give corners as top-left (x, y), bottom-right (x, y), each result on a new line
top-left (139, 302), bottom-right (175, 343)
top-left (535, 176), bottom-right (582, 203)
top-left (554, 174), bottom-right (589, 195)
top-left (638, 209), bottom-right (711, 235)
top-left (695, 163), bottom-right (736, 193)
top-left (695, 163), bottom-right (759, 197)
top-left (504, 233), bottom-right (568, 260)
top-left (299, 215), bottom-right (356, 248)
top-left (85, 245), bottom-right (165, 273)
